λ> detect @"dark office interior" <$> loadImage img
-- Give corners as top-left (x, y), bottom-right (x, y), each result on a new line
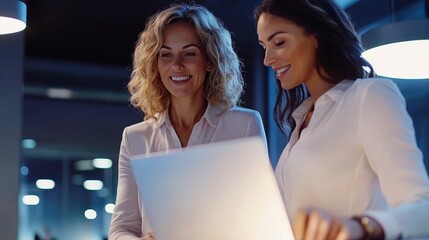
top-left (0, 0), bottom-right (428, 239)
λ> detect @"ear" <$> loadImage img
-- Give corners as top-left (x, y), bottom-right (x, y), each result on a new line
top-left (311, 34), bottom-right (318, 49)
top-left (207, 63), bottom-right (214, 72)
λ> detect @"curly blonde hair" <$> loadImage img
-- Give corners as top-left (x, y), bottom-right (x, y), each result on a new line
top-left (128, 3), bottom-right (244, 120)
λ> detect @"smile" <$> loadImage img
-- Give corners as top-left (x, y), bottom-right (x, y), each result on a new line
top-left (170, 75), bottom-right (191, 82)
top-left (275, 65), bottom-right (291, 76)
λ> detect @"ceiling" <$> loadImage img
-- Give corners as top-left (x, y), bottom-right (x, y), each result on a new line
top-left (21, 0), bottom-right (429, 162)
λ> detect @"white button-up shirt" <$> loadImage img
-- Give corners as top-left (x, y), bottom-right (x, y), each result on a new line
top-left (109, 104), bottom-right (267, 240)
top-left (276, 78), bottom-right (429, 239)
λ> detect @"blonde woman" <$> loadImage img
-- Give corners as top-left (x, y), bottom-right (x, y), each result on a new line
top-left (109, 3), bottom-right (266, 240)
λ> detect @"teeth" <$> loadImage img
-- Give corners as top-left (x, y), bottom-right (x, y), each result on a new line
top-left (276, 65), bottom-right (290, 74)
top-left (171, 76), bottom-right (191, 81)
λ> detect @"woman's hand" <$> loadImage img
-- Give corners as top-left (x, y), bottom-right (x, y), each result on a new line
top-left (141, 230), bottom-right (154, 240)
top-left (292, 207), bottom-right (365, 240)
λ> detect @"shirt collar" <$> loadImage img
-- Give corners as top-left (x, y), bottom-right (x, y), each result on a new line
top-left (152, 103), bottom-right (222, 129)
top-left (292, 98), bottom-right (313, 120)
top-left (322, 79), bottom-right (354, 102)
top-left (292, 79), bottom-right (354, 120)
top-left (204, 104), bottom-right (223, 127)
top-left (152, 111), bottom-right (167, 129)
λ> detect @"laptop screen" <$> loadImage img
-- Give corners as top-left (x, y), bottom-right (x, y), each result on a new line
top-left (131, 136), bottom-right (295, 240)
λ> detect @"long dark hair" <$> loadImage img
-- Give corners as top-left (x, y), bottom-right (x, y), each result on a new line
top-left (254, 0), bottom-right (375, 136)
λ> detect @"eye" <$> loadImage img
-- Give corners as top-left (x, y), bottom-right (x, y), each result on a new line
top-left (159, 52), bottom-right (172, 58)
top-left (274, 40), bottom-right (285, 47)
top-left (184, 51), bottom-right (197, 57)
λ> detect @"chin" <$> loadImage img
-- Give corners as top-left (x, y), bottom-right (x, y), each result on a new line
top-left (279, 78), bottom-right (300, 91)
top-left (279, 81), bottom-right (292, 90)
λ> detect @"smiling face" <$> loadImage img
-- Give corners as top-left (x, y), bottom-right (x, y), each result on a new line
top-left (157, 21), bottom-right (211, 101)
top-left (257, 13), bottom-right (319, 90)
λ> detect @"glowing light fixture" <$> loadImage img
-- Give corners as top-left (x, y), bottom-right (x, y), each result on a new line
top-left (361, 14), bottom-right (429, 79)
top-left (83, 180), bottom-right (103, 190)
top-left (36, 179), bottom-right (56, 189)
top-left (84, 209), bottom-right (97, 219)
top-left (93, 158), bottom-right (113, 169)
top-left (105, 203), bottom-right (115, 214)
top-left (22, 139), bottom-right (36, 149)
top-left (20, 166), bottom-right (29, 176)
top-left (22, 195), bottom-right (39, 205)
top-left (0, 0), bottom-right (26, 35)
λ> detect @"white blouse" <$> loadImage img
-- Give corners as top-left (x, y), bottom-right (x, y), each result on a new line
top-left (109, 104), bottom-right (267, 240)
top-left (275, 78), bottom-right (429, 239)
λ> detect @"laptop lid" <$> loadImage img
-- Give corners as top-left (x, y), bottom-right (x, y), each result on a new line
top-left (130, 136), bottom-right (295, 240)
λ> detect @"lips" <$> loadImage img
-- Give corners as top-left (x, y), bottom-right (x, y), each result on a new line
top-left (275, 64), bottom-right (291, 77)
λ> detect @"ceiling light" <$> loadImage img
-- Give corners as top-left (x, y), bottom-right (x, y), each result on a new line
top-left (361, 19), bottom-right (429, 79)
top-left (83, 180), bottom-right (103, 190)
top-left (22, 139), bottom-right (37, 149)
top-left (22, 195), bottom-right (40, 205)
top-left (92, 158), bottom-right (113, 169)
top-left (46, 88), bottom-right (74, 99)
top-left (0, 0), bottom-right (26, 35)
top-left (36, 179), bottom-right (56, 189)
top-left (105, 203), bottom-right (115, 214)
top-left (20, 166), bottom-right (29, 176)
top-left (84, 209), bottom-right (97, 219)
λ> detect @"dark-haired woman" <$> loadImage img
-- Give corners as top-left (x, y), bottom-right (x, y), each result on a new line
top-left (255, 0), bottom-right (429, 239)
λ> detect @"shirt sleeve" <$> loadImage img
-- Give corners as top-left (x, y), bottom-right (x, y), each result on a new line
top-left (358, 79), bottom-right (429, 239)
top-left (246, 110), bottom-right (268, 150)
top-left (109, 127), bottom-right (143, 240)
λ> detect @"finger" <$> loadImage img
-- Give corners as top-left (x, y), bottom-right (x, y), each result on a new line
top-left (326, 217), bottom-right (343, 240)
top-left (335, 229), bottom-right (349, 240)
top-left (305, 211), bottom-right (322, 240)
top-left (293, 209), bottom-right (309, 240)
top-left (314, 213), bottom-right (330, 240)
top-left (141, 230), bottom-right (154, 240)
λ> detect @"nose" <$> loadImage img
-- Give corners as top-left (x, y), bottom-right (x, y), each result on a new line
top-left (172, 55), bottom-right (184, 71)
top-left (263, 48), bottom-right (275, 67)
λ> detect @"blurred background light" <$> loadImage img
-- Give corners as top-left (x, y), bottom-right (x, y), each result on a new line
top-left (105, 203), bottom-right (115, 214)
top-left (36, 179), bottom-right (55, 189)
top-left (92, 158), bottom-right (112, 169)
top-left (46, 88), bottom-right (73, 99)
top-left (20, 166), bottom-right (29, 176)
top-left (83, 180), bottom-right (103, 190)
top-left (84, 209), bottom-right (97, 219)
top-left (21, 139), bottom-right (36, 149)
top-left (22, 195), bottom-right (39, 205)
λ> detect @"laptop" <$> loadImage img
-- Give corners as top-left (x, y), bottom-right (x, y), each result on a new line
top-left (130, 136), bottom-right (295, 240)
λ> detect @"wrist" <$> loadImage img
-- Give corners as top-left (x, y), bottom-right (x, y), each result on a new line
top-left (351, 215), bottom-right (385, 240)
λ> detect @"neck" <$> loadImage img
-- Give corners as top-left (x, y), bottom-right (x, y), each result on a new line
top-left (169, 96), bottom-right (208, 129)
top-left (304, 77), bottom-right (335, 106)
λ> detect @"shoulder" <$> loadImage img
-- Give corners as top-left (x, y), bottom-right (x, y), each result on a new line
top-left (218, 106), bottom-right (263, 125)
top-left (222, 106), bottom-right (262, 119)
top-left (347, 78), bottom-right (406, 111)
top-left (214, 106), bottom-right (266, 139)
top-left (351, 78), bottom-right (400, 93)
top-left (122, 117), bottom-right (159, 139)
top-left (340, 78), bottom-right (402, 102)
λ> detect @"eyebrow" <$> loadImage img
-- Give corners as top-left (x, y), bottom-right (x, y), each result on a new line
top-left (160, 44), bottom-right (201, 50)
top-left (258, 31), bottom-right (286, 44)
